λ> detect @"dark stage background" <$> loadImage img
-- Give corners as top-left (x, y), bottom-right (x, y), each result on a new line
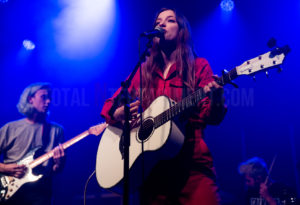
top-left (0, 0), bottom-right (299, 204)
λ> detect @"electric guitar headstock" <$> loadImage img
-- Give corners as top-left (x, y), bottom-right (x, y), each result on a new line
top-left (88, 123), bottom-right (108, 136)
top-left (216, 45), bottom-right (290, 87)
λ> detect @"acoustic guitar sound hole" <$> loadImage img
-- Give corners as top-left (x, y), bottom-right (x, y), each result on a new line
top-left (138, 118), bottom-right (154, 141)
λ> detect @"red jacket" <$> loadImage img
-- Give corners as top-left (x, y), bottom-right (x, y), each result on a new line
top-left (100, 57), bottom-right (226, 172)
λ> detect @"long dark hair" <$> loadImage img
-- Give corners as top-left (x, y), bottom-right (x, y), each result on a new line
top-left (141, 8), bottom-right (197, 108)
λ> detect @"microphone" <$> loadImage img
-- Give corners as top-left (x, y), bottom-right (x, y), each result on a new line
top-left (140, 27), bottom-right (165, 38)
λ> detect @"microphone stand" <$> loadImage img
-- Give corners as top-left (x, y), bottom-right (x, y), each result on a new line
top-left (108, 37), bottom-right (153, 205)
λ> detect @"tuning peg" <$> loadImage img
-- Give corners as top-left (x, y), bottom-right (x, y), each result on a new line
top-left (265, 70), bottom-right (269, 77)
top-left (267, 37), bottom-right (277, 48)
top-left (282, 45), bottom-right (291, 55)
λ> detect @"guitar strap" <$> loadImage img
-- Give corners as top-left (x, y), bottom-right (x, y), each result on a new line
top-left (32, 122), bottom-right (51, 175)
top-left (41, 122), bottom-right (51, 152)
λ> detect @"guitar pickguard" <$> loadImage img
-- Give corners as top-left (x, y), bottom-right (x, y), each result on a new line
top-left (0, 148), bottom-right (43, 202)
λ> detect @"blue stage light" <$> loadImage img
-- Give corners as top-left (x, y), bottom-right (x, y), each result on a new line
top-left (23, 40), bottom-right (36, 50)
top-left (220, 0), bottom-right (235, 12)
top-left (0, 0), bottom-right (8, 3)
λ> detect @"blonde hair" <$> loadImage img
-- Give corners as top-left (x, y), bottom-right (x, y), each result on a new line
top-left (17, 82), bottom-right (51, 117)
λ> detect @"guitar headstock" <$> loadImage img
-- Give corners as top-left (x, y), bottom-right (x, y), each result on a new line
top-left (236, 45), bottom-right (290, 76)
top-left (88, 123), bottom-right (108, 136)
top-left (217, 45), bottom-right (290, 87)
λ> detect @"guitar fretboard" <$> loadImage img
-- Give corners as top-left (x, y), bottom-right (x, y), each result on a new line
top-left (219, 68), bottom-right (238, 86)
top-left (29, 130), bottom-right (90, 169)
top-left (152, 67), bottom-right (238, 128)
top-left (153, 88), bottom-right (206, 128)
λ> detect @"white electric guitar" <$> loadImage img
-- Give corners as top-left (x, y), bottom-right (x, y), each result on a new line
top-left (0, 123), bottom-right (107, 202)
top-left (96, 46), bottom-right (290, 191)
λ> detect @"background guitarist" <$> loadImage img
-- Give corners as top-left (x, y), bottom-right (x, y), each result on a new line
top-left (0, 82), bottom-right (65, 205)
top-left (101, 8), bottom-right (227, 205)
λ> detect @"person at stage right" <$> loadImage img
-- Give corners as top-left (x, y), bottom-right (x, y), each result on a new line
top-left (238, 157), bottom-right (297, 205)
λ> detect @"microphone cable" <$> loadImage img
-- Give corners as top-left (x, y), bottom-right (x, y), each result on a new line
top-left (83, 170), bottom-right (95, 205)
top-left (83, 169), bottom-right (122, 205)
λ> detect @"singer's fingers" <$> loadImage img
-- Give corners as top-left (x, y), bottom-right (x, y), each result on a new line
top-left (129, 101), bottom-right (140, 112)
top-left (131, 111), bottom-right (138, 118)
top-left (130, 100), bottom-right (140, 107)
top-left (130, 106), bottom-right (139, 113)
top-left (204, 81), bottom-right (223, 94)
top-left (130, 118), bottom-right (141, 129)
top-left (203, 84), bottom-right (212, 94)
top-left (211, 81), bottom-right (222, 89)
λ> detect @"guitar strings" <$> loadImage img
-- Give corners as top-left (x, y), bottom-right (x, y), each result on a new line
top-left (140, 88), bottom-right (205, 132)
